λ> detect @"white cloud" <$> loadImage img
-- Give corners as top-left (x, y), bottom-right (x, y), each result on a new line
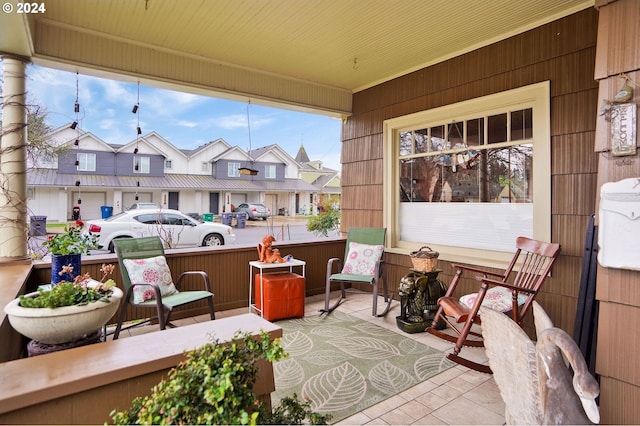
top-left (212, 114), bottom-right (248, 130)
top-left (176, 120), bottom-right (199, 128)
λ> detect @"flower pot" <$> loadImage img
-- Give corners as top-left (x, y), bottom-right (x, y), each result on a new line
top-left (3, 287), bottom-right (123, 344)
top-left (51, 253), bottom-right (81, 284)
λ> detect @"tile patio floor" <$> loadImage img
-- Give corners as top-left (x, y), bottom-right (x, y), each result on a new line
top-left (111, 292), bottom-right (506, 425)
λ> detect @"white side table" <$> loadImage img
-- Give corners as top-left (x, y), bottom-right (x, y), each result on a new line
top-left (249, 259), bottom-right (306, 317)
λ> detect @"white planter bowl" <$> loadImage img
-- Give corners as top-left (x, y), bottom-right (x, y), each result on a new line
top-left (4, 287), bottom-right (123, 344)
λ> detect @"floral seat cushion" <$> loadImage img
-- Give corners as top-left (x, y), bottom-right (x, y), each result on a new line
top-left (123, 255), bottom-right (179, 304)
top-left (341, 242), bottom-right (384, 276)
top-left (459, 286), bottom-right (527, 313)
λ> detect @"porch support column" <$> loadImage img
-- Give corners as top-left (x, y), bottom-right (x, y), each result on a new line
top-left (0, 54), bottom-right (30, 261)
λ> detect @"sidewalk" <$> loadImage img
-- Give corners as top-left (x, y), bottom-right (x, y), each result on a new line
top-left (244, 215), bottom-right (308, 227)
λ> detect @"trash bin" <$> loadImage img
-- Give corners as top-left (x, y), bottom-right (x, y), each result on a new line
top-left (72, 206), bottom-right (81, 220)
top-left (236, 212), bottom-right (247, 228)
top-left (222, 212), bottom-right (232, 226)
top-left (100, 206), bottom-right (113, 219)
top-left (202, 213), bottom-right (214, 222)
top-left (29, 216), bottom-right (47, 236)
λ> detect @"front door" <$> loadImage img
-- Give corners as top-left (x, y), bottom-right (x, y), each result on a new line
top-left (168, 192), bottom-right (179, 210)
top-left (209, 192), bottom-right (219, 214)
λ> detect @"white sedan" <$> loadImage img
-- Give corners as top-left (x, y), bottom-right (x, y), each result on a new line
top-left (85, 208), bottom-right (235, 252)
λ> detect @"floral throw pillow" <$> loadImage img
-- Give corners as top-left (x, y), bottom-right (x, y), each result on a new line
top-left (341, 242), bottom-right (384, 276)
top-left (123, 255), bottom-right (178, 304)
top-left (459, 286), bottom-right (527, 313)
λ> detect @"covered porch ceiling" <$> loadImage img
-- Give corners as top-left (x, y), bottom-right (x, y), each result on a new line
top-left (1, 0), bottom-right (593, 117)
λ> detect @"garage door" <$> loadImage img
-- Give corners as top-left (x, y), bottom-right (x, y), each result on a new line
top-left (71, 191), bottom-right (106, 220)
top-left (264, 194), bottom-right (278, 215)
top-left (230, 194), bottom-right (247, 211)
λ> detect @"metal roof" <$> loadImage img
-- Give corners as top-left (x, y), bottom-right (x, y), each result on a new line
top-left (27, 170), bottom-right (317, 193)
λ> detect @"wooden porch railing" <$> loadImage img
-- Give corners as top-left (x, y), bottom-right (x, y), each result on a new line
top-left (2, 239), bottom-right (346, 362)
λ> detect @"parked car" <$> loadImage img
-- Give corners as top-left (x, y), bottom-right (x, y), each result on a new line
top-left (85, 208), bottom-right (235, 252)
top-left (126, 202), bottom-right (158, 210)
top-left (234, 203), bottom-right (271, 220)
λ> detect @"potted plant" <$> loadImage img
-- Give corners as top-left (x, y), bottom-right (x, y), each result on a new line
top-left (43, 221), bottom-right (98, 284)
top-left (110, 331), bottom-right (330, 425)
top-left (3, 264), bottom-right (123, 345)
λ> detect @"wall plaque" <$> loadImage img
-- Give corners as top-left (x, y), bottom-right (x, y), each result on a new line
top-left (610, 103), bottom-right (637, 156)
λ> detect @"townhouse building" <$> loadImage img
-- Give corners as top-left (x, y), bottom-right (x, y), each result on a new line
top-left (27, 124), bottom-right (336, 221)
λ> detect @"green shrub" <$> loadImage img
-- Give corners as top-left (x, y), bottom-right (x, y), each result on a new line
top-left (306, 200), bottom-right (340, 237)
top-left (110, 331), bottom-right (330, 425)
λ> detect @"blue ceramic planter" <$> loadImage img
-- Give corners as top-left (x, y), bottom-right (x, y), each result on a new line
top-left (51, 254), bottom-right (81, 284)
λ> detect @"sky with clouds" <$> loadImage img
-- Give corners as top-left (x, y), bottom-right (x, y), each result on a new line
top-left (23, 64), bottom-right (343, 170)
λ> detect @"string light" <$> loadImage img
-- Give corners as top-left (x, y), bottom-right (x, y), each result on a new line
top-left (73, 72), bottom-right (82, 208)
top-left (133, 81), bottom-right (141, 197)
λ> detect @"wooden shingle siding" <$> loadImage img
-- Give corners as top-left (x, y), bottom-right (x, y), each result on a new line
top-left (342, 8), bottom-right (599, 336)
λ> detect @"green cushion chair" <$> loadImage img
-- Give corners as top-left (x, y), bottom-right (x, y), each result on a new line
top-left (112, 236), bottom-right (215, 339)
top-left (320, 227), bottom-right (393, 317)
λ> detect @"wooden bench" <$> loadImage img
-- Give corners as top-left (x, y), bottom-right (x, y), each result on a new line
top-left (0, 313), bottom-right (281, 425)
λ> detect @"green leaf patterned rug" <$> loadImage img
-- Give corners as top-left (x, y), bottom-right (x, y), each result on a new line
top-left (272, 311), bottom-right (456, 423)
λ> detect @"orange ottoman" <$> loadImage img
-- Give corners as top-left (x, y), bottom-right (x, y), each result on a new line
top-left (255, 272), bottom-right (305, 321)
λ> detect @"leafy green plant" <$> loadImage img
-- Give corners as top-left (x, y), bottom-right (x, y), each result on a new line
top-left (306, 199), bottom-right (341, 237)
top-left (110, 331), bottom-right (330, 425)
top-left (42, 223), bottom-right (98, 255)
top-left (19, 264), bottom-right (117, 308)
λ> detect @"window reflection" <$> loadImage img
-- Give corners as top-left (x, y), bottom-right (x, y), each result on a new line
top-left (488, 113), bottom-right (507, 144)
top-left (466, 118), bottom-right (484, 146)
top-left (511, 108), bottom-right (533, 141)
top-left (399, 131), bottom-right (412, 156)
top-left (415, 128), bottom-right (429, 153)
top-left (399, 145), bottom-right (532, 203)
top-left (431, 125), bottom-right (446, 151)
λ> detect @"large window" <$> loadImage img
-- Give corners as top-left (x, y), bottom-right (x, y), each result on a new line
top-left (265, 164), bottom-right (276, 179)
top-left (77, 153), bottom-right (96, 171)
top-left (134, 156), bottom-right (150, 174)
top-left (383, 82), bottom-right (550, 267)
top-left (228, 162), bottom-right (240, 177)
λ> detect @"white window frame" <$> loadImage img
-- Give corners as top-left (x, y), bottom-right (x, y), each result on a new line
top-left (228, 162), bottom-right (240, 177)
top-left (265, 164), bottom-right (276, 179)
top-left (134, 156), bottom-right (150, 174)
top-left (165, 160), bottom-right (172, 169)
top-left (77, 152), bottom-right (96, 172)
top-left (383, 82), bottom-right (551, 269)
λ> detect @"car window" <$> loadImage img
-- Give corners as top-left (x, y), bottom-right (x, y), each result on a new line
top-left (105, 212), bottom-right (128, 222)
top-left (134, 213), bottom-right (161, 224)
top-left (162, 214), bottom-right (193, 226)
top-left (238, 203), bottom-right (248, 208)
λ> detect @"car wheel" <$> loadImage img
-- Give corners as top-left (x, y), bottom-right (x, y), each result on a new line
top-left (202, 233), bottom-right (224, 246)
top-left (108, 237), bottom-right (131, 253)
